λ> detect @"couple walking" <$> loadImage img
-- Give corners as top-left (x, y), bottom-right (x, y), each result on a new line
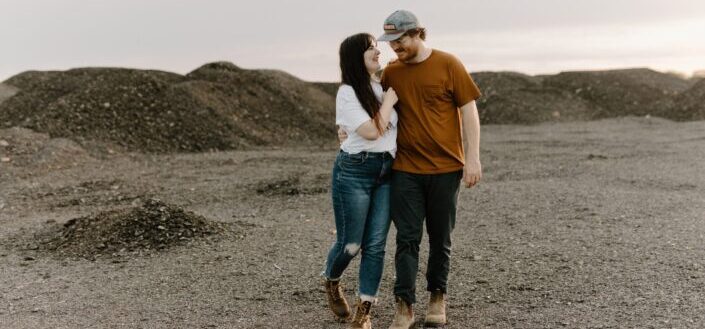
top-left (323, 10), bottom-right (482, 328)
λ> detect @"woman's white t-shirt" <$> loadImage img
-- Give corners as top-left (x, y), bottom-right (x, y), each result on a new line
top-left (335, 81), bottom-right (398, 157)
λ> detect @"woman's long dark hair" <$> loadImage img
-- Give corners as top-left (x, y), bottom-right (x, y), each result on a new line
top-left (339, 33), bottom-right (383, 134)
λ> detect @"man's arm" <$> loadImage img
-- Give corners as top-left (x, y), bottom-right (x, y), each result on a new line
top-left (459, 100), bottom-right (481, 188)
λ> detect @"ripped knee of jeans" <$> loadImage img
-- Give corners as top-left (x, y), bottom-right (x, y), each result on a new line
top-left (344, 243), bottom-right (361, 256)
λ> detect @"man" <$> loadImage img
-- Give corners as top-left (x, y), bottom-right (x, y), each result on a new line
top-left (378, 10), bottom-right (482, 328)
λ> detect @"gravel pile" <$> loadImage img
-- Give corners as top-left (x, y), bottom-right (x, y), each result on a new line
top-left (30, 199), bottom-right (234, 258)
top-left (473, 72), bottom-right (598, 124)
top-left (675, 79), bottom-right (705, 120)
top-left (311, 82), bottom-right (339, 98)
top-left (0, 62), bottom-right (336, 153)
top-left (0, 83), bottom-right (18, 105)
top-left (2, 64), bottom-right (702, 151)
top-left (541, 68), bottom-right (689, 120)
top-left (184, 62), bottom-right (335, 148)
top-left (254, 174), bottom-right (329, 196)
top-left (0, 127), bottom-right (91, 170)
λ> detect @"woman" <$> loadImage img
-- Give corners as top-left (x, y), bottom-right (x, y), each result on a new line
top-left (323, 33), bottom-right (398, 329)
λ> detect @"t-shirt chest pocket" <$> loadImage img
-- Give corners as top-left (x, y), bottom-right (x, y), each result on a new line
top-left (420, 85), bottom-right (450, 107)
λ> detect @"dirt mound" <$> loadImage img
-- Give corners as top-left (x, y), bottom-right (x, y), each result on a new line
top-left (541, 68), bottom-right (689, 120)
top-left (254, 173), bottom-right (329, 196)
top-left (183, 62), bottom-right (335, 147)
top-left (0, 68), bottom-right (230, 152)
top-left (0, 127), bottom-right (91, 170)
top-left (0, 83), bottom-right (18, 105)
top-left (0, 63), bottom-right (336, 153)
top-left (473, 72), bottom-right (598, 124)
top-left (675, 79), bottom-right (705, 120)
top-left (29, 199), bottom-right (234, 258)
top-left (3, 64), bottom-right (701, 142)
top-left (311, 82), bottom-right (340, 98)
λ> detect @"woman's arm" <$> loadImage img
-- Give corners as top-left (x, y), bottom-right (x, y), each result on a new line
top-left (355, 88), bottom-right (398, 140)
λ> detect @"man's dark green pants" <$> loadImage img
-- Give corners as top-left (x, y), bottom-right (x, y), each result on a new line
top-left (391, 169), bottom-right (462, 305)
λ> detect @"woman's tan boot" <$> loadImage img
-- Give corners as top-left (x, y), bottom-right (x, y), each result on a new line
top-left (324, 279), bottom-right (351, 321)
top-left (349, 299), bottom-right (372, 329)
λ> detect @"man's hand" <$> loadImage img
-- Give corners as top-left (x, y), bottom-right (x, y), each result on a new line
top-left (337, 126), bottom-right (348, 144)
top-left (462, 158), bottom-right (482, 188)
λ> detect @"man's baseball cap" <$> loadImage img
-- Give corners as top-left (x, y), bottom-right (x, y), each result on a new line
top-left (377, 10), bottom-right (422, 42)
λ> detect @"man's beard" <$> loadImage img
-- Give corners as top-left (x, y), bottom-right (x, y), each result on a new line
top-left (395, 47), bottom-right (418, 63)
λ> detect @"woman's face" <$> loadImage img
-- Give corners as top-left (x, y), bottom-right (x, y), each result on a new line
top-left (363, 40), bottom-right (381, 75)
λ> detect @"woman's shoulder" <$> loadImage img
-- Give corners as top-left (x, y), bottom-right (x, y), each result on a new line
top-left (336, 84), bottom-right (355, 100)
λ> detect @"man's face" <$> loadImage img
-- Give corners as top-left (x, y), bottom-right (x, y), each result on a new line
top-left (388, 33), bottom-right (419, 62)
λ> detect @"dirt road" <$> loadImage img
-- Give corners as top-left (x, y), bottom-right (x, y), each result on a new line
top-left (1, 117), bottom-right (704, 328)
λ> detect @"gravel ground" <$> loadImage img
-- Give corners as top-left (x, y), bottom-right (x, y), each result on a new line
top-left (1, 117), bottom-right (704, 328)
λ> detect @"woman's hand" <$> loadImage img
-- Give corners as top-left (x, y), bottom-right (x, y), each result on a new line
top-left (383, 87), bottom-right (398, 106)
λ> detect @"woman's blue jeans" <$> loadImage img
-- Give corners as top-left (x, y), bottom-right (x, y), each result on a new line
top-left (324, 150), bottom-right (393, 300)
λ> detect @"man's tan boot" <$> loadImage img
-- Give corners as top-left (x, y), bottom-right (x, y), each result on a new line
top-left (324, 279), bottom-right (351, 321)
top-left (349, 299), bottom-right (372, 329)
top-left (388, 296), bottom-right (415, 329)
top-left (424, 290), bottom-right (447, 327)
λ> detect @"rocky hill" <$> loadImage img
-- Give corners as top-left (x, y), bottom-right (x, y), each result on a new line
top-left (0, 62), bottom-right (336, 153)
top-left (675, 79), bottom-right (705, 121)
top-left (541, 68), bottom-right (688, 120)
top-left (0, 83), bottom-right (18, 105)
top-left (1, 64), bottom-right (703, 154)
top-left (473, 71), bottom-right (598, 124)
top-left (473, 68), bottom-right (703, 124)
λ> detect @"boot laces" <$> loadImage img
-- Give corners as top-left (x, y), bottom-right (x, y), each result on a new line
top-left (352, 301), bottom-right (371, 324)
top-left (327, 282), bottom-right (343, 301)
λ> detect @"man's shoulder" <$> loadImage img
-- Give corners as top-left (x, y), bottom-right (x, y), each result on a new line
top-left (384, 59), bottom-right (404, 72)
top-left (381, 60), bottom-right (404, 83)
top-left (432, 49), bottom-right (462, 63)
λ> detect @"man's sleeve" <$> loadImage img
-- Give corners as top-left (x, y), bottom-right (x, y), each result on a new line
top-left (449, 55), bottom-right (482, 107)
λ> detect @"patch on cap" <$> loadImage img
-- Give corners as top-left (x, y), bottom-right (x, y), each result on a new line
top-left (384, 24), bottom-right (397, 31)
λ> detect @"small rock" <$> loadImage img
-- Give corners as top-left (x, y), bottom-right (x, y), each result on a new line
top-left (1, 157), bottom-right (10, 162)
top-left (0, 140), bottom-right (8, 147)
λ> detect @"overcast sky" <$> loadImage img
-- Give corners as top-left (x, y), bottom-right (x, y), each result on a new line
top-left (1, 0), bottom-right (704, 82)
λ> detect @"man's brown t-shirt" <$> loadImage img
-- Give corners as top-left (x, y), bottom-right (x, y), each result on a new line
top-left (381, 49), bottom-right (481, 174)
